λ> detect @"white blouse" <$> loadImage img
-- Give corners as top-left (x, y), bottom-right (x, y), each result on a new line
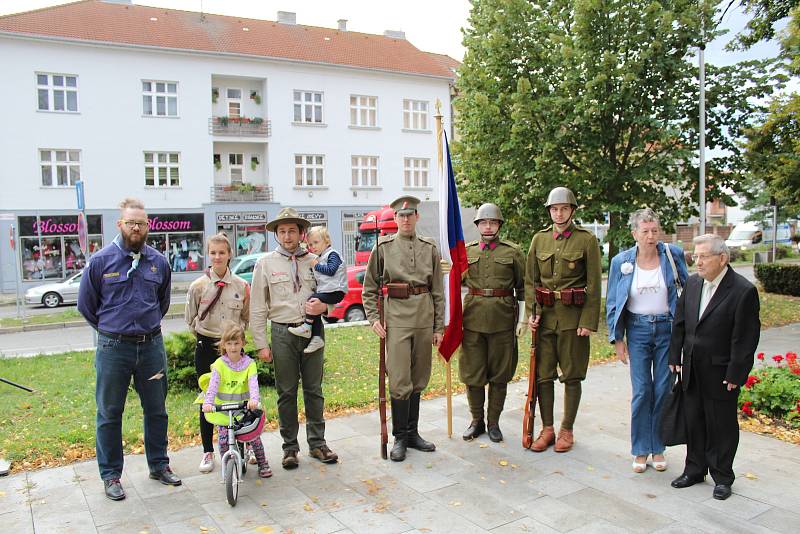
top-left (627, 264), bottom-right (669, 315)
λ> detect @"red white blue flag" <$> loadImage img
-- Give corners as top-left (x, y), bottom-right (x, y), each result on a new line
top-left (437, 128), bottom-right (467, 362)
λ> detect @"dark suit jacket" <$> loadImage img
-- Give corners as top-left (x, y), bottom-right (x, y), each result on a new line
top-left (668, 268), bottom-right (760, 400)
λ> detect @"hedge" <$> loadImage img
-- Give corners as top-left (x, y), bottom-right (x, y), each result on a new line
top-left (755, 264), bottom-right (800, 296)
top-left (164, 331), bottom-right (275, 392)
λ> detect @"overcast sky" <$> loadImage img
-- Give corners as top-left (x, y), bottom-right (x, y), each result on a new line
top-left (0, 0), bottom-right (787, 65)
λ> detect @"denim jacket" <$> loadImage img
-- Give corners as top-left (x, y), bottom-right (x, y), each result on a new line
top-left (605, 242), bottom-right (688, 343)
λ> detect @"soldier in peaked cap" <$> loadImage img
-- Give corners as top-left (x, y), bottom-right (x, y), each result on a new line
top-left (250, 207), bottom-right (339, 469)
top-left (362, 195), bottom-right (445, 461)
top-left (525, 187), bottom-right (602, 453)
top-left (460, 203), bottom-right (526, 443)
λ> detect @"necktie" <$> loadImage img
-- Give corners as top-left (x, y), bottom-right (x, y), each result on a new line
top-left (127, 251), bottom-right (141, 277)
top-left (699, 281), bottom-right (714, 319)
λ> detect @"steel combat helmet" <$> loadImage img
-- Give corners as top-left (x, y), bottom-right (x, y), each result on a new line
top-left (544, 187), bottom-right (577, 208)
top-left (473, 203), bottom-right (504, 225)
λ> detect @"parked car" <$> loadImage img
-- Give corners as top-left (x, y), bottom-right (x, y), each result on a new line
top-left (24, 270), bottom-right (83, 308)
top-left (228, 253), bottom-right (267, 284)
top-left (327, 265), bottom-right (368, 323)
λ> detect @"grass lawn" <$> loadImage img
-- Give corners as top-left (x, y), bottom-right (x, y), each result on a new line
top-left (0, 302), bottom-right (185, 328)
top-left (2, 292), bottom-right (798, 472)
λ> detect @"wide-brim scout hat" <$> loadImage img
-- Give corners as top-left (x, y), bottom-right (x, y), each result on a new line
top-left (391, 195), bottom-right (421, 215)
top-left (266, 207), bottom-right (310, 232)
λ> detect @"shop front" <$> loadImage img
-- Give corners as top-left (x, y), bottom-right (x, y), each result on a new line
top-left (18, 214), bottom-right (103, 280)
top-left (215, 212), bottom-right (268, 257)
top-left (146, 213), bottom-right (205, 272)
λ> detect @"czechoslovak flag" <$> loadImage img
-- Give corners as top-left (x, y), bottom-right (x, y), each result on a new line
top-left (437, 127), bottom-right (467, 362)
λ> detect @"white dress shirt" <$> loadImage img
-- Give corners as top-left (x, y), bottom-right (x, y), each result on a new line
top-left (699, 266), bottom-right (728, 319)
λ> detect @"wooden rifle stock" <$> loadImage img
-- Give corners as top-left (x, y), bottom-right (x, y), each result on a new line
top-left (378, 284), bottom-right (388, 460)
top-left (522, 325), bottom-right (537, 449)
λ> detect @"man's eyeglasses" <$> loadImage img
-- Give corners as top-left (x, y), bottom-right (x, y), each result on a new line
top-left (120, 219), bottom-right (149, 229)
top-left (691, 252), bottom-right (722, 262)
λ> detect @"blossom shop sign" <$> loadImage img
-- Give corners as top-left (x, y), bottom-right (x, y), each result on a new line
top-left (147, 213), bottom-right (204, 232)
top-left (19, 215), bottom-right (102, 236)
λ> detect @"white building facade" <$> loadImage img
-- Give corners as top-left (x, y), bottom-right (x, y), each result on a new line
top-left (0, 1), bottom-right (457, 292)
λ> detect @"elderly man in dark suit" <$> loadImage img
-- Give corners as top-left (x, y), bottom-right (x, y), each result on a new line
top-left (668, 234), bottom-right (760, 500)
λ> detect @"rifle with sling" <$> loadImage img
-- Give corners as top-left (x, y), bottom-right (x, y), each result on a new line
top-left (377, 246), bottom-right (388, 460)
top-left (522, 324), bottom-right (538, 449)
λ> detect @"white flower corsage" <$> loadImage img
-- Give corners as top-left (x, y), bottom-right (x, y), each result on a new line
top-left (620, 262), bottom-right (634, 275)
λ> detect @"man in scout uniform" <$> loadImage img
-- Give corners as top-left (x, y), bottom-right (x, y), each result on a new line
top-left (525, 187), bottom-right (602, 452)
top-left (362, 195), bottom-right (445, 462)
top-left (460, 203), bottom-right (526, 443)
top-left (250, 207), bottom-right (338, 469)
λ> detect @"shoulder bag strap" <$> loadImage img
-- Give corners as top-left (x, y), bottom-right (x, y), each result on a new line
top-left (664, 244), bottom-right (682, 297)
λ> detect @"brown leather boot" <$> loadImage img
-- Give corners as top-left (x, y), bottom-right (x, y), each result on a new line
top-left (554, 428), bottom-right (574, 453)
top-left (530, 426), bottom-right (555, 452)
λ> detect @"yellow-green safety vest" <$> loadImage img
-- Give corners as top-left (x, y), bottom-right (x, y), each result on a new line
top-left (198, 357), bottom-right (257, 426)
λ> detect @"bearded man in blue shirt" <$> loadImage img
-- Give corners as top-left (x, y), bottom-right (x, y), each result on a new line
top-left (78, 197), bottom-right (181, 501)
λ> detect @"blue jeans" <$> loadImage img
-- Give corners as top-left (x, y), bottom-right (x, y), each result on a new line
top-left (95, 333), bottom-right (169, 480)
top-left (625, 313), bottom-right (672, 457)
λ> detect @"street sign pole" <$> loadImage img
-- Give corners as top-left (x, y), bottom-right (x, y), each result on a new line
top-left (10, 224), bottom-right (23, 319)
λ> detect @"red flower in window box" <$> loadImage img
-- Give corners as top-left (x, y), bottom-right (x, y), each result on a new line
top-left (772, 355), bottom-right (784, 363)
top-left (744, 375), bottom-right (760, 389)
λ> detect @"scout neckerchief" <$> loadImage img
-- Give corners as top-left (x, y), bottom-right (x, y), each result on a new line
top-left (113, 234), bottom-right (142, 276)
top-left (199, 268), bottom-right (228, 321)
top-left (275, 244), bottom-right (308, 293)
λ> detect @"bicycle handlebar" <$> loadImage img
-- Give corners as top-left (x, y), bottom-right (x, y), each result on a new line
top-left (210, 401), bottom-right (261, 412)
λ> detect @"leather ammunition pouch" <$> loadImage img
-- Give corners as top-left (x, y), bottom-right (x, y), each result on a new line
top-left (535, 287), bottom-right (586, 307)
top-left (386, 283), bottom-right (410, 299)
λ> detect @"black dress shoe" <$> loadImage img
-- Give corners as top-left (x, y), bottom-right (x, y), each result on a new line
top-left (462, 419), bottom-right (486, 441)
top-left (149, 466), bottom-right (182, 486)
top-left (713, 484), bottom-right (732, 500)
top-left (104, 478), bottom-right (126, 501)
top-left (487, 424), bottom-right (503, 443)
top-left (671, 473), bottom-right (705, 489)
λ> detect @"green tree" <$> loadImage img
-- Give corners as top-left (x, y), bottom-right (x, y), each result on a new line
top-left (454, 0), bottom-right (779, 257)
top-left (730, 0), bottom-right (798, 49)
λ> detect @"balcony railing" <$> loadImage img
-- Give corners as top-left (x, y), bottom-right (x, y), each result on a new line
top-left (209, 117), bottom-right (271, 137)
top-left (211, 184), bottom-right (274, 202)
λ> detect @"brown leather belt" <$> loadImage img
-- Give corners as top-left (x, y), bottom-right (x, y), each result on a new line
top-left (468, 288), bottom-right (513, 297)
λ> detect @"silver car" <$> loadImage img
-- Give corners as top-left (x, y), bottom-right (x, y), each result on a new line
top-left (24, 270), bottom-right (83, 308)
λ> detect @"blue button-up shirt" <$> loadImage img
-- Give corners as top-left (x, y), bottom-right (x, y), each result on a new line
top-left (78, 236), bottom-right (171, 335)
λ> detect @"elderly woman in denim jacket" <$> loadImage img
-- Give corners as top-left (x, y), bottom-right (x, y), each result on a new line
top-left (606, 208), bottom-right (688, 473)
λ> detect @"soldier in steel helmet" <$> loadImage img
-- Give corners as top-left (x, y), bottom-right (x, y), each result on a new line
top-left (362, 195), bottom-right (445, 462)
top-left (460, 203), bottom-right (526, 442)
top-left (525, 187), bottom-right (602, 452)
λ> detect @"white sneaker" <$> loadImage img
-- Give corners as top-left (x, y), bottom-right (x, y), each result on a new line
top-left (246, 445), bottom-right (258, 465)
top-left (288, 323), bottom-right (312, 338)
top-left (304, 336), bottom-right (325, 354)
top-left (199, 452), bottom-right (214, 473)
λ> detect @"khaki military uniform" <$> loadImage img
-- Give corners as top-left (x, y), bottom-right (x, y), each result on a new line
top-left (250, 250), bottom-right (330, 453)
top-left (525, 222), bottom-right (601, 430)
top-left (460, 239), bottom-right (525, 425)
top-left (185, 269), bottom-right (250, 337)
top-left (362, 232), bottom-right (445, 400)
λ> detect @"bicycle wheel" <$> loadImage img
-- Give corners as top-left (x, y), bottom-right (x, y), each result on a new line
top-left (224, 455), bottom-right (239, 506)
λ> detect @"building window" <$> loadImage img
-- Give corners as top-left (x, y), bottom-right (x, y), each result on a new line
top-left (294, 154), bottom-right (324, 187)
top-left (404, 158), bottom-right (430, 188)
top-left (403, 99), bottom-right (429, 130)
top-left (350, 95), bottom-right (377, 127)
top-left (226, 88), bottom-right (242, 118)
top-left (36, 73), bottom-right (78, 112)
top-left (19, 215), bottom-right (103, 280)
top-left (40, 149), bottom-right (80, 187)
top-left (144, 152), bottom-right (180, 187)
top-left (229, 153), bottom-right (244, 184)
top-left (293, 90), bottom-right (324, 123)
top-left (351, 156), bottom-right (378, 187)
top-left (142, 80), bottom-right (178, 116)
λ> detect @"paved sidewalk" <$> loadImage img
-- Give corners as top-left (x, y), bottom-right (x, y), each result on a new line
top-left (3, 350), bottom-right (799, 534)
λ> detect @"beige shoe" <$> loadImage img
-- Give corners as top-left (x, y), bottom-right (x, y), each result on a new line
top-left (288, 323), bottom-right (312, 338)
top-left (530, 426), bottom-right (555, 452)
top-left (304, 336), bottom-right (325, 354)
top-left (554, 428), bottom-right (574, 452)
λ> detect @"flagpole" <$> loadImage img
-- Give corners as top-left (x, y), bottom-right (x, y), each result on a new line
top-left (435, 99), bottom-right (453, 439)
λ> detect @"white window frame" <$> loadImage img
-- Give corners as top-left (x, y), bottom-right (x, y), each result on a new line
top-left (349, 95), bottom-right (378, 127)
top-left (39, 149), bottom-right (81, 188)
top-left (36, 72), bottom-right (78, 113)
top-left (144, 151), bottom-right (181, 188)
top-left (227, 88), bottom-right (242, 118)
top-left (229, 153), bottom-right (244, 184)
top-left (403, 99), bottom-right (429, 131)
top-left (403, 157), bottom-right (430, 189)
top-left (293, 90), bottom-right (324, 124)
top-left (142, 80), bottom-right (178, 117)
top-left (294, 154), bottom-right (325, 187)
top-left (351, 155), bottom-right (379, 188)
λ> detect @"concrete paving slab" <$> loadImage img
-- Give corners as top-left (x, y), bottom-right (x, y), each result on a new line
top-left (29, 481), bottom-right (88, 520)
top-left (330, 501), bottom-right (414, 534)
top-left (513, 494), bottom-right (597, 532)
top-left (202, 496), bottom-right (277, 533)
top-left (95, 515), bottom-right (161, 534)
top-left (427, 481), bottom-right (527, 530)
top-left (142, 489), bottom-right (204, 527)
top-left (157, 513), bottom-right (221, 534)
top-left (32, 509), bottom-right (98, 533)
top-left (391, 499), bottom-right (490, 533)
top-left (489, 516), bottom-right (560, 534)
top-left (0, 509), bottom-right (34, 534)
top-left (560, 487), bottom-right (673, 533)
top-left (751, 506), bottom-right (800, 533)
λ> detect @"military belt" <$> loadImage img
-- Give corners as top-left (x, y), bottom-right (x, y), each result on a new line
top-left (468, 288), bottom-right (514, 297)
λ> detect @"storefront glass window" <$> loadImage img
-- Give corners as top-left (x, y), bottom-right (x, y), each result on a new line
top-left (19, 215), bottom-right (103, 280)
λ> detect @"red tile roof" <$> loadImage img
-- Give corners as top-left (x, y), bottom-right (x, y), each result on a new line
top-left (0, 0), bottom-right (456, 78)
